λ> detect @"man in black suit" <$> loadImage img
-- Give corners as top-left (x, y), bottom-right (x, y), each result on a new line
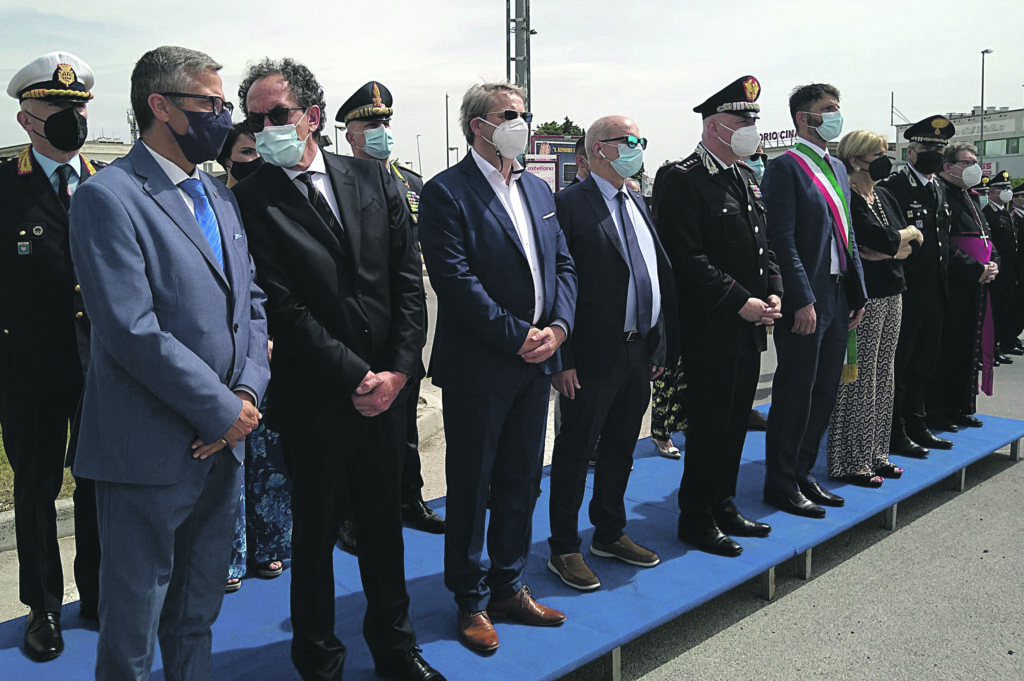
top-left (983, 171), bottom-right (1017, 363)
top-left (878, 116), bottom-right (961, 450)
top-left (233, 58), bottom-right (443, 681)
top-left (336, 80), bottom-right (444, 536)
top-left (1, 51), bottom-right (102, 661)
top-left (546, 115), bottom-right (676, 591)
top-left (654, 76), bottom-right (782, 556)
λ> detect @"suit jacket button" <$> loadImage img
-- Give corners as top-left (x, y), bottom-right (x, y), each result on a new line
top-left (75, 312), bottom-right (84, 319)
top-left (233, 323), bottom-right (239, 333)
top-left (528, 308), bottom-right (535, 317)
top-left (2, 329), bottom-right (7, 335)
top-left (754, 226), bottom-right (759, 233)
top-left (74, 284), bottom-right (81, 292)
top-left (759, 248), bottom-right (764, 255)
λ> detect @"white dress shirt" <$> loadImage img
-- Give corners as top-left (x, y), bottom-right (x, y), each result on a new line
top-left (284, 147), bottom-right (342, 223)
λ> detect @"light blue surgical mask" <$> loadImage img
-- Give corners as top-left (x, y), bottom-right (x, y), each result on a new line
top-left (806, 110), bottom-right (843, 142)
top-left (746, 157), bottom-right (765, 181)
top-left (601, 144), bottom-right (644, 179)
top-left (979, 195), bottom-right (989, 210)
top-left (254, 109), bottom-right (310, 168)
top-left (361, 125), bottom-right (394, 160)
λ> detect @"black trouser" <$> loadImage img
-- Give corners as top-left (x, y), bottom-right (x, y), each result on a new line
top-left (678, 349), bottom-right (760, 522)
top-left (548, 339), bottom-right (650, 555)
top-left (400, 377), bottom-right (424, 505)
top-left (892, 297), bottom-right (944, 433)
top-left (0, 388), bottom-right (98, 612)
top-left (282, 393), bottom-right (414, 681)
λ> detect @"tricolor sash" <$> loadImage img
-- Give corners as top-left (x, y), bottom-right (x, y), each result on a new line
top-left (786, 143), bottom-right (858, 382)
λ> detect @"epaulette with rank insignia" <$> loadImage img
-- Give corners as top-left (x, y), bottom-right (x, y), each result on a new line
top-left (393, 162), bottom-right (421, 179)
top-left (674, 155), bottom-right (701, 174)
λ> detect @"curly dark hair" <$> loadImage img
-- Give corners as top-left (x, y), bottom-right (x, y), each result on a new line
top-left (238, 57), bottom-right (326, 134)
top-left (788, 83), bottom-right (841, 127)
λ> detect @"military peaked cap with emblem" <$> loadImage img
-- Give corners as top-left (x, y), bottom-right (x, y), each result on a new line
top-left (693, 75), bottom-right (760, 119)
top-left (1012, 182), bottom-right (1024, 196)
top-left (336, 81), bottom-right (393, 124)
top-left (972, 175), bottom-right (989, 192)
top-left (987, 170), bottom-right (1011, 188)
top-left (7, 51), bottom-right (94, 102)
top-left (903, 115), bottom-right (954, 144)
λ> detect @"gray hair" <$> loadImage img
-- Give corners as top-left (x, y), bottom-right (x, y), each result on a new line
top-left (238, 57), bottom-right (326, 135)
top-left (131, 46), bottom-right (222, 133)
top-left (943, 141), bottom-right (977, 165)
top-left (460, 81), bottom-right (526, 145)
top-left (584, 116), bottom-right (622, 163)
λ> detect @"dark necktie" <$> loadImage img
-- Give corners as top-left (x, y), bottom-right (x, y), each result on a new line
top-left (617, 192), bottom-right (653, 336)
top-left (297, 172), bottom-right (345, 238)
top-left (56, 164), bottom-right (73, 212)
top-left (180, 178), bottom-right (224, 270)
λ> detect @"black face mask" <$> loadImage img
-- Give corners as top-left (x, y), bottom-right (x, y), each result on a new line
top-left (912, 150), bottom-right (943, 175)
top-left (230, 156), bottom-right (264, 182)
top-left (868, 155), bottom-right (893, 182)
top-left (167, 106), bottom-right (233, 165)
top-left (28, 106), bottom-right (88, 152)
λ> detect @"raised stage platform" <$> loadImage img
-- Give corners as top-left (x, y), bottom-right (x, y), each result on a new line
top-left (2, 411), bottom-right (1021, 680)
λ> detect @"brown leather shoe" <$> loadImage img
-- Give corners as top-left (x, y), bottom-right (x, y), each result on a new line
top-left (487, 585), bottom-right (566, 626)
top-left (458, 610), bottom-right (499, 652)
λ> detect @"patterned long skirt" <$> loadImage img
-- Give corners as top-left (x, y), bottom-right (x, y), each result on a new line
top-left (651, 356), bottom-right (687, 441)
top-left (827, 294), bottom-right (902, 478)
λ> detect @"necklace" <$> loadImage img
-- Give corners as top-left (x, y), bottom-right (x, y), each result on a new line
top-left (857, 189), bottom-right (889, 227)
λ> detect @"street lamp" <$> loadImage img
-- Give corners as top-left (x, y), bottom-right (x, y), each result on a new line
top-left (979, 48), bottom-right (994, 171)
top-left (416, 134), bottom-right (423, 175)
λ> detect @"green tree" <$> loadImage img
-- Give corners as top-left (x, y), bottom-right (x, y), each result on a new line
top-left (534, 116), bottom-right (585, 137)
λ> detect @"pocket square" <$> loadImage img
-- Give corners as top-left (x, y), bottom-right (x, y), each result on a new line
top-left (542, 211), bottom-right (555, 219)
top-left (234, 234), bottom-right (244, 240)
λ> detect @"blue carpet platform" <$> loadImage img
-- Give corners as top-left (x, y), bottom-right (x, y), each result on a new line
top-left (3, 410), bottom-right (1022, 680)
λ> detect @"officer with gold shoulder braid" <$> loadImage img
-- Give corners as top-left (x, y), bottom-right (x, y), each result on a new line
top-left (336, 82), bottom-right (445, 540)
top-left (982, 171), bottom-right (1017, 363)
top-left (0, 51), bottom-right (103, 662)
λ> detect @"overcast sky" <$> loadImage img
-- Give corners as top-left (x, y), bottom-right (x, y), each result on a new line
top-left (2, 0), bottom-right (1022, 177)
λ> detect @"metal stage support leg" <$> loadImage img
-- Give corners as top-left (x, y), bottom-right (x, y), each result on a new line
top-left (796, 548), bottom-right (812, 580)
top-left (883, 503), bottom-right (898, 531)
top-left (947, 468), bottom-right (966, 492)
top-left (759, 567), bottom-right (776, 601)
top-left (601, 646), bottom-right (622, 681)
top-left (1010, 438), bottom-right (1021, 462)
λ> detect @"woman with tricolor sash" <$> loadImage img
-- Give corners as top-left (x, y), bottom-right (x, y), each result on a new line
top-left (826, 131), bottom-right (923, 487)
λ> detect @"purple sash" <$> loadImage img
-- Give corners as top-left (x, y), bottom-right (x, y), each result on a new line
top-left (951, 234), bottom-right (994, 396)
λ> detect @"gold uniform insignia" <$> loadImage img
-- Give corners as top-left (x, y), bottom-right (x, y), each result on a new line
top-left (743, 77), bottom-right (760, 102)
top-left (931, 117), bottom-right (950, 135)
top-left (56, 64), bottom-right (76, 87)
top-left (371, 82), bottom-right (383, 108)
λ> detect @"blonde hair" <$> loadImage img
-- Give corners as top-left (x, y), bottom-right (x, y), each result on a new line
top-left (837, 130), bottom-right (887, 170)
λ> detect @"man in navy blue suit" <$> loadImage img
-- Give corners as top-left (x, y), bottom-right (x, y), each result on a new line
top-left (760, 83), bottom-right (867, 518)
top-left (418, 81), bottom-right (576, 653)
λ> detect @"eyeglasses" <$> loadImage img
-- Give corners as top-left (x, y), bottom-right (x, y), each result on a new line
top-left (161, 92), bottom-right (233, 117)
top-left (952, 159), bottom-right (977, 167)
top-left (600, 135), bottom-right (648, 150)
top-left (485, 110), bottom-right (533, 124)
top-left (245, 106), bottom-right (306, 132)
top-left (749, 153), bottom-right (767, 163)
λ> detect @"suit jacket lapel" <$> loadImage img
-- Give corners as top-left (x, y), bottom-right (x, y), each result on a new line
top-left (581, 177), bottom-right (628, 264)
top-left (268, 165), bottom-right (347, 261)
top-left (324, 153), bottom-right (360, 265)
top-left (129, 144), bottom-right (228, 289)
top-left (28, 156), bottom-right (68, 225)
top-left (459, 157), bottom-right (529, 262)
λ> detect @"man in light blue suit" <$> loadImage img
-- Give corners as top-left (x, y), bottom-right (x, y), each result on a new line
top-left (760, 83), bottom-right (867, 519)
top-left (68, 46), bottom-right (269, 681)
top-left (418, 81), bottom-right (576, 653)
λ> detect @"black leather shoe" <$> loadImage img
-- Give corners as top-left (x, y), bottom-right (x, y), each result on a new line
top-left (954, 413), bottom-right (984, 428)
top-left (1004, 346), bottom-right (1024, 356)
top-left (764, 490), bottom-right (826, 518)
top-left (401, 498), bottom-right (446, 534)
top-left (24, 609), bottom-right (63, 662)
top-left (926, 415), bottom-right (959, 433)
top-left (336, 518), bottom-right (358, 556)
top-left (890, 433), bottom-right (930, 458)
top-left (799, 481), bottom-right (845, 507)
top-left (995, 353), bottom-right (1013, 365)
top-left (376, 646), bottom-right (447, 681)
top-left (677, 522), bottom-right (742, 557)
top-left (909, 429), bottom-right (953, 450)
top-left (714, 510), bottom-right (771, 538)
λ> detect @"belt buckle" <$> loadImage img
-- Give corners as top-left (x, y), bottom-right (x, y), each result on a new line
top-left (832, 272), bottom-right (845, 284)
top-left (624, 330), bottom-right (639, 342)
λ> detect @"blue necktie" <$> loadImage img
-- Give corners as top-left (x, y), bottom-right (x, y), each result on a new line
top-left (617, 191), bottom-right (653, 336)
top-left (180, 178), bottom-right (224, 270)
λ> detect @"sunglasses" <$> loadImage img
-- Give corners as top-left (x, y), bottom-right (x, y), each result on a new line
top-left (485, 109), bottom-right (534, 124)
top-left (161, 92), bottom-right (233, 117)
top-left (749, 153), bottom-right (767, 163)
top-left (600, 135), bottom-right (648, 150)
top-left (245, 106), bottom-right (306, 132)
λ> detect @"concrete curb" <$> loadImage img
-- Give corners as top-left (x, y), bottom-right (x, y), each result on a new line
top-left (0, 384), bottom-right (450, 554)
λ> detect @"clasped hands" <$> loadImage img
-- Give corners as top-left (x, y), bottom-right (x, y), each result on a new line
top-left (979, 260), bottom-right (999, 284)
top-left (192, 391), bottom-right (261, 460)
top-left (517, 325), bottom-right (566, 364)
top-left (739, 295), bottom-right (782, 327)
top-left (352, 370), bottom-right (408, 417)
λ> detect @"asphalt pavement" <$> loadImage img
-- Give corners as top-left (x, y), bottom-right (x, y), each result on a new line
top-left (2, 277), bottom-right (1022, 681)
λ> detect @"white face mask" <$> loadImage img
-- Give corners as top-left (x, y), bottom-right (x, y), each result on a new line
top-left (999, 189), bottom-right (1013, 204)
top-left (959, 163), bottom-right (983, 189)
top-left (479, 116), bottom-right (529, 159)
top-left (718, 122), bottom-right (760, 157)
